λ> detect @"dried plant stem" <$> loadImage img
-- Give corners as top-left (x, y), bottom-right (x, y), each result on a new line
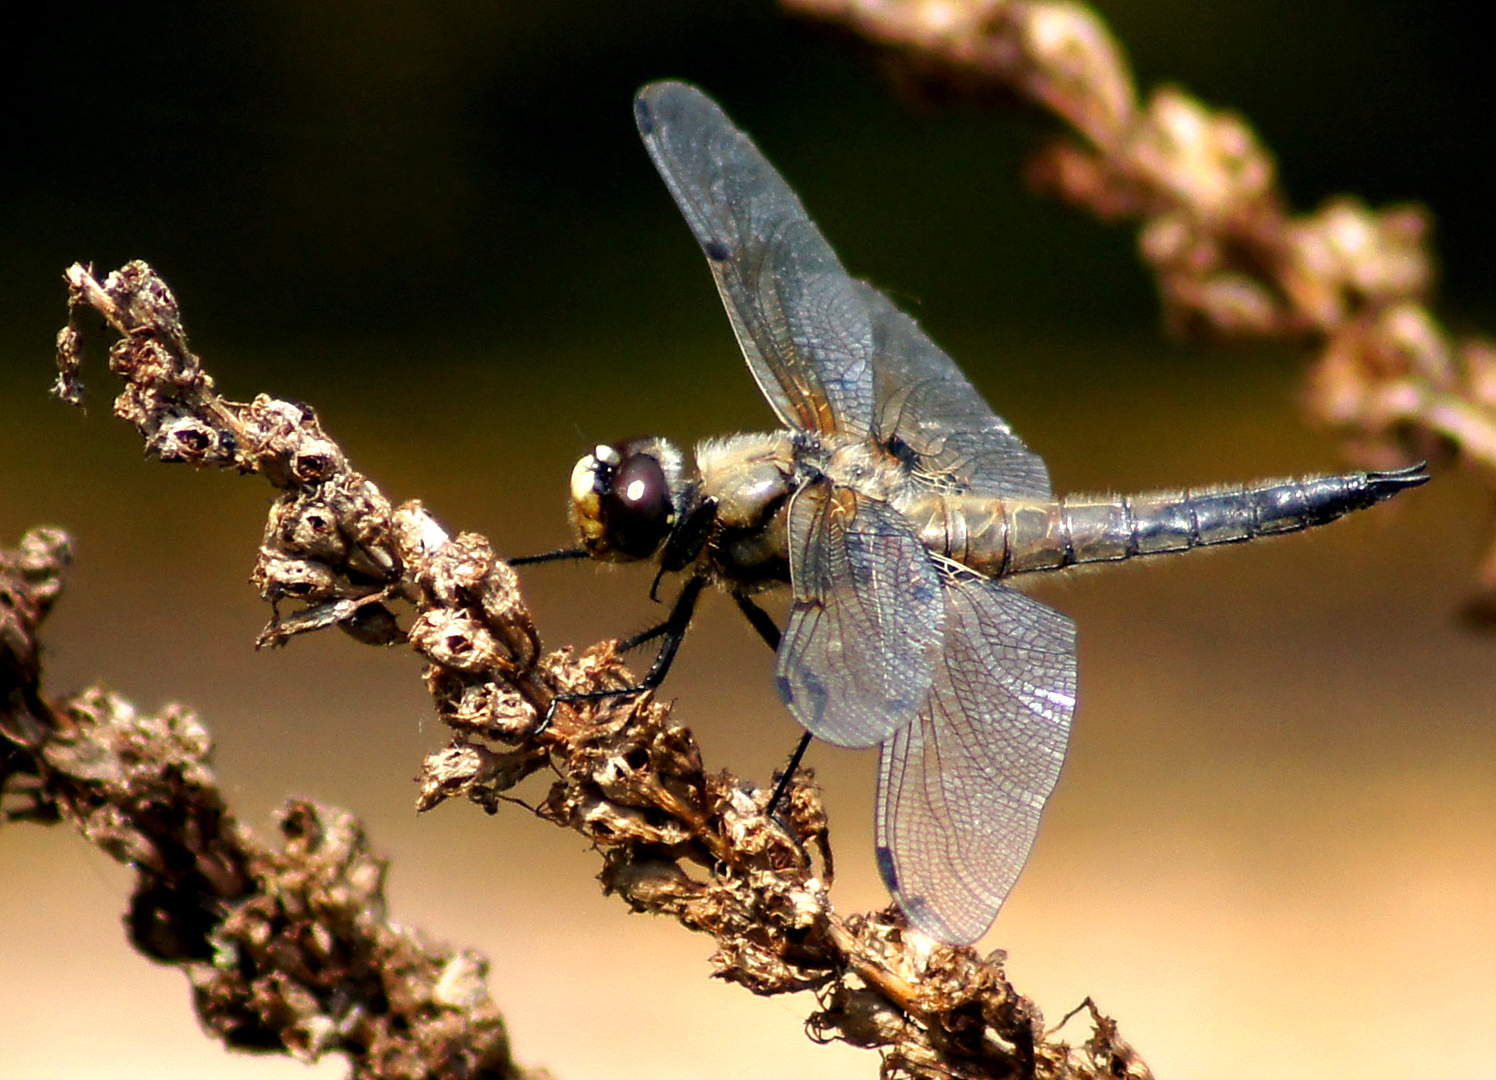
top-left (8, 258), bottom-right (1158, 1079)
top-left (786, 0), bottom-right (1496, 609)
top-left (1, 531), bottom-right (528, 1080)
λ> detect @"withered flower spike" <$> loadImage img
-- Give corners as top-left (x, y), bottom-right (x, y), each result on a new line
top-left (50, 257), bottom-right (1144, 1077)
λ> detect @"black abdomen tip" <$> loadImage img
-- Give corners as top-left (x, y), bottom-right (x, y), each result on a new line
top-left (1365, 462), bottom-right (1431, 502)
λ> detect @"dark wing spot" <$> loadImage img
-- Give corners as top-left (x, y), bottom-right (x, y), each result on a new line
top-left (777, 666), bottom-right (829, 726)
top-left (901, 892), bottom-right (934, 925)
top-left (703, 239), bottom-right (730, 261)
top-left (877, 846), bottom-right (935, 926)
top-left (909, 573), bottom-right (940, 604)
top-left (883, 434), bottom-right (919, 470)
top-left (633, 96), bottom-right (655, 135)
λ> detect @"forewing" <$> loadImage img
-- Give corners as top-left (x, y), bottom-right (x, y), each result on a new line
top-left (861, 281), bottom-right (1052, 500)
top-left (774, 481), bottom-right (945, 748)
top-left (875, 575), bottom-right (1076, 944)
top-left (635, 81), bottom-right (876, 436)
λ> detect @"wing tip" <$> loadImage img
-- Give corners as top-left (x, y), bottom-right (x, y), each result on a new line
top-left (635, 80), bottom-right (710, 138)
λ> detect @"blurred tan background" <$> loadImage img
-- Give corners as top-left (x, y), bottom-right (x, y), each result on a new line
top-left (2, 2), bottom-right (1493, 1078)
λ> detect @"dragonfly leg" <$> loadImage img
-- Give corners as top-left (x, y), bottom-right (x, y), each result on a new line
top-left (618, 620), bottom-right (670, 653)
top-left (539, 575), bottom-right (708, 730)
top-left (765, 729), bottom-right (813, 817)
top-left (731, 593), bottom-right (811, 817)
top-left (508, 547), bottom-right (589, 566)
top-left (732, 592), bottom-right (782, 651)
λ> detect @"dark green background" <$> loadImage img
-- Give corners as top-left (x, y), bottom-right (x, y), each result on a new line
top-left (4, 0), bottom-right (1493, 357)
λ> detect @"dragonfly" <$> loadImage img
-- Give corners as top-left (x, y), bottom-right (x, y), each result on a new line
top-left (518, 80), bottom-right (1428, 945)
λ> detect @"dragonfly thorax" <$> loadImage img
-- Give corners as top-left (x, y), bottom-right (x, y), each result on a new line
top-left (693, 431), bottom-right (797, 584)
top-left (695, 433), bottom-right (796, 527)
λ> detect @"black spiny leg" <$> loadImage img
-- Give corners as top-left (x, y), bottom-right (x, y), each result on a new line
top-left (541, 575), bottom-right (708, 728)
top-left (509, 547), bottom-right (590, 566)
top-left (766, 731), bottom-right (813, 817)
top-left (635, 575), bottom-right (708, 690)
top-left (732, 592), bottom-right (782, 651)
top-left (733, 593), bottom-right (812, 817)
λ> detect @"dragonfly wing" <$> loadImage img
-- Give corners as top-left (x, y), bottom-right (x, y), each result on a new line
top-left (774, 480), bottom-right (945, 748)
top-left (636, 80), bottom-right (875, 437)
top-left (859, 281), bottom-right (1052, 500)
top-left (876, 573), bottom-right (1077, 944)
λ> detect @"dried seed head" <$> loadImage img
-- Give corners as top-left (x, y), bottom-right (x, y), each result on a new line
top-left (146, 415), bottom-right (235, 464)
top-left (253, 549), bottom-right (341, 603)
top-left (269, 498), bottom-right (349, 563)
top-left (1022, 0), bottom-right (1136, 145)
top-left (391, 501), bottom-right (451, 566)
top-left (408, 609), bottom-right (507, 675)
top-left (443, 680), bottom-right (537, 742)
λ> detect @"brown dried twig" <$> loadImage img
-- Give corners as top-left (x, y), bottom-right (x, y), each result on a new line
top-left (20, 257), bottom-right (1158, 1079)
top-left (1, 529), bottom-right (527, 1080)
top-left (786, 0), bottom-right (1496, 613)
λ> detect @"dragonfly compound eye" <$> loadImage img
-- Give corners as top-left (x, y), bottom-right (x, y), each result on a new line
top-left (569, 438), bottom-right (680, 561)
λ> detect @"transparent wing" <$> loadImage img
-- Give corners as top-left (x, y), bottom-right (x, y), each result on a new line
top-left (636, 80), bottom-right (875, 436)
top-left (875, 574), bottom-right (1077, 944)
top-left (860, 281), bottom-right (1052, 500)
top-left (774, 481), bottom-right (945, 748)
top-left (637, 81), bottom-right (1051, 498)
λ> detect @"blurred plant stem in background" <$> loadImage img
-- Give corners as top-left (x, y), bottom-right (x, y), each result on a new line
top-left (790, 0), bottom-right (1496, 616)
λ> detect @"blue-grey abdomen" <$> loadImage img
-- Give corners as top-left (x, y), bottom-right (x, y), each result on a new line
top-left (912, 464), bottom-right (1428, 578)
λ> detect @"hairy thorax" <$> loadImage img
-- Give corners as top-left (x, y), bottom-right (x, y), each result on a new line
top-left (694, 431), bottom-right (798, 585)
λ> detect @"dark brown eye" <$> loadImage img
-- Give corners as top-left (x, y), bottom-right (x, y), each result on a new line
top-left (569, 437), bottom-right (682, 561)
top-left (604, 441), bottom-right (675, 558)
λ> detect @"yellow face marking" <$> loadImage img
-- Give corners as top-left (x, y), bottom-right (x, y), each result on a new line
top-left (570, 455), bottom-right (600, 506)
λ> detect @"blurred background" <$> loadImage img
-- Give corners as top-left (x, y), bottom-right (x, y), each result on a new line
top-left (2, 1), bottom-right (1493, 1078)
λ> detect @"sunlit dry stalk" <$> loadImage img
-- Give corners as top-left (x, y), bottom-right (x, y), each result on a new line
top-left (15, 259), bottom-right (1156, 1079)
top-left (786, 0), bottom-right (1496, 613)
top-left (1, 529), bottom-right (527, 1080)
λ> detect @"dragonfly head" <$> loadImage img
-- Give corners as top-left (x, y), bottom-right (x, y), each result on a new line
top-left (569, 437), bottom-right (683, 562)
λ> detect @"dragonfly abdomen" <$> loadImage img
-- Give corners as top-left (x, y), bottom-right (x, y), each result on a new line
top-left (917, 464), bottom-right (1427, 578)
